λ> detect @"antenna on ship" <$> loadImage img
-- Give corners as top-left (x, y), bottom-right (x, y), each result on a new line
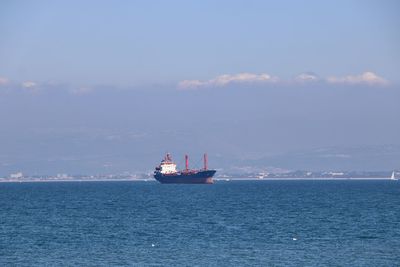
top-left (185, 154), bottom-right (189, 171)
top-left (204, 153), bottom-right (208, 170)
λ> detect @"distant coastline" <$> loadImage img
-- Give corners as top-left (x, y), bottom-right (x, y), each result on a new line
top-left (0, 177), bottom-right (395, 183)
top-left (1, 169), bottom-right (397, 183)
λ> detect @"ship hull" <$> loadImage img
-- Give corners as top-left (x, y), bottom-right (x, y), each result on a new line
top-left (154, 170), bottom-right (216, 184)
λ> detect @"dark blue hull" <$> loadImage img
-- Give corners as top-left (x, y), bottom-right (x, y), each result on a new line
top-left (154, 170), bottom-right (216, 184)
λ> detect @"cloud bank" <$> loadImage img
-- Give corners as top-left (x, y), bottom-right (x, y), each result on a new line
top-left (179, 71), bottom-right (388, 89)
top-left (0, 71), bottom-right (390, 95)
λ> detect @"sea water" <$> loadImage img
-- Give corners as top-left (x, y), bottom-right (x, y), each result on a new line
top-left (1, 180), bottom-right (399, 266)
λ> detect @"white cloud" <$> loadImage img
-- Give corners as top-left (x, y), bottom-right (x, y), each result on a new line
top-left (21, 81), bottom-right (37, 88)
top-left (295, 72), bottom-right (319, 82)
top-left (0, 77), bottom-right (9, 85)
top-left (178, 80), bottom-right (204, 89)
top-left (326, 71), bottom-right (388, 85)
top-left (178, 72), bottom-right (278, 89)
top-left (212, 73), bottom-right (277, 85)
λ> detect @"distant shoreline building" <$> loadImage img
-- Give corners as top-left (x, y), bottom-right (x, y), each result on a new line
top-left (10, 172), bottom-right (23, 179)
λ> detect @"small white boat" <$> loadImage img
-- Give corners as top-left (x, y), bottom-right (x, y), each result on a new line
top-left (390, 171), bottom-right (397, 181)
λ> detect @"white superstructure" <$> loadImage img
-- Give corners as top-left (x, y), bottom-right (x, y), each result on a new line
top-left (159, 154), bottom-right (177, 174)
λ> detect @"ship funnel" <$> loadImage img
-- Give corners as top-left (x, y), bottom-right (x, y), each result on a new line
top-left (204, 153), bottom-right (208, 170)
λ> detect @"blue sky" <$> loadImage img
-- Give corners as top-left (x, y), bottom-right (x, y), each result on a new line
top-left (0, 1), bottom-right (399, 175)
top-left (0, 0), bottom-right (399, 85)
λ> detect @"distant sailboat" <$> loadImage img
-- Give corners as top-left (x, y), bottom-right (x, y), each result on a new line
top-left (390, 171), bottom-right (397, 181)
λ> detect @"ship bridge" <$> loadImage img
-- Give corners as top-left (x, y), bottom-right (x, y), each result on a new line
top-left (159, 153), bottom-right (177, 174)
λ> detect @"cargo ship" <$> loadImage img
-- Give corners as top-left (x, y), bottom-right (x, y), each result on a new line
top-left (154, 153), bottom-right (216, 184)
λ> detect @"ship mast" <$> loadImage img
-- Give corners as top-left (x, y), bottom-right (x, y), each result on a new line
top-left (185, 154), bottom-right (189, 171)
top-left (204, 153), bottom-right (208, 170)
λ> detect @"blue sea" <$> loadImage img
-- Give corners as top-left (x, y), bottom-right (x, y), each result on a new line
top-left (1, 180), bottom-right (399, 266)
